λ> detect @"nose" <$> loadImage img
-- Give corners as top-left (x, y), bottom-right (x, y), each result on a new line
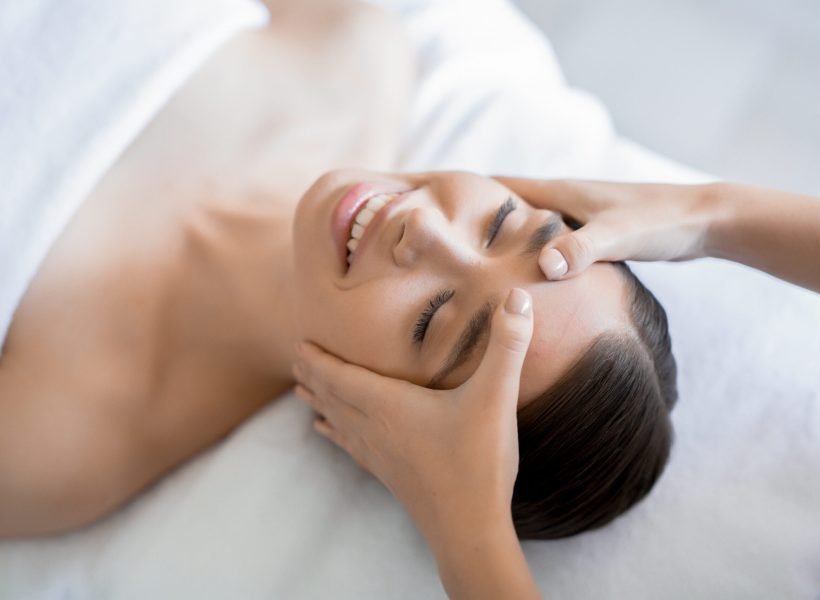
top-left (393, 206), bottom-right (474, 270)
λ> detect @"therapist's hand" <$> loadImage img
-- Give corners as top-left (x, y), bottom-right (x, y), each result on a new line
top-left (290, 288), bottom-right (533, 546)
top-left (494, 177), bottom-right (717, 280)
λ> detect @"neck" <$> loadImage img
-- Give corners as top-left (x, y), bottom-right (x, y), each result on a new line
top-left (174, 180), bottom-right (306, 392)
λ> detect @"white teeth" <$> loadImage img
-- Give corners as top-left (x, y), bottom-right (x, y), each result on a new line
top-left (345, 191), bottom-right (401, 265)
top-left (355, 208), bottom-right (375, 226)
top-left (369, 195), bottom-right (388, 209)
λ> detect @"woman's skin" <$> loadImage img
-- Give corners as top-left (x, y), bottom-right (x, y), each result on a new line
top-left (497, 178), bottom-right (820, 293)
top-left (293, 287), bottom-right (542, 600)
top-left (291, 168), bottom-right (632, 398)
top-left (295, 179), bottom-right (820, 599)
top-left (0, 0), bottom-right (418, 535)
top-left (3, 0), bottom-right (816, 593)
top-left (0, 0), bottom-right (631, 539)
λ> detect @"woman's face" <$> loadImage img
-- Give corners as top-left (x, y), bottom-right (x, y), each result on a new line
top-left (292, 169), bottom-right (631, 406)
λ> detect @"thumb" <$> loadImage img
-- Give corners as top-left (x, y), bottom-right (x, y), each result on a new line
top-left (539, 220), bottom-right (612, 280)
top-left (467, 288), bottom-right (534, 403)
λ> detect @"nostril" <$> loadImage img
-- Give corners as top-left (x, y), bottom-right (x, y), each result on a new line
top-left (393, 221), bottom-right (409, 267)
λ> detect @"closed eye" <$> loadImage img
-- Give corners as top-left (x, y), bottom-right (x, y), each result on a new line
top-left (412, 288), bottom-right (455, 346)
top-left (485, 196), bottom-right (516, 247)
top-left (411, 196), bottom-right (516, 347)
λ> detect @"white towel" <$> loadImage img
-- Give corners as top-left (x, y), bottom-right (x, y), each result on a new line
top-left (0, 0), bottom-right (268, 355)
top-left (1, 1), bottom-right (818, 599)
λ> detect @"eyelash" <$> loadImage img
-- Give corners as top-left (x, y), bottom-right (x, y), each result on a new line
top-left (485, 196), bottom-right (516, 247)
top-left (413, 288), bottom-right (455, 345)
top-left (412, 197), bottom-right (515, 346)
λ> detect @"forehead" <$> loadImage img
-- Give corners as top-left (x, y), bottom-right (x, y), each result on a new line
top-left (517, 262), bottom-right (630, 405)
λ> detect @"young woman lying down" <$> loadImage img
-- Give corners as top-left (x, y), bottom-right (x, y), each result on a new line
top-left (0, 0), bottom-right (676, 541)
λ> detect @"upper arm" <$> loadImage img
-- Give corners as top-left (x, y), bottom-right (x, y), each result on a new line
top-left (0, 365), bottom-right (154, 537)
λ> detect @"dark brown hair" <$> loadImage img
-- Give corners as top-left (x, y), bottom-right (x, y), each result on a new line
top-left (512, 262), bottom-right (677, 539)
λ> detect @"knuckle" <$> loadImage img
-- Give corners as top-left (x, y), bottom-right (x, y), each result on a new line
top-left (501, 335), bottom-right (530, 355)
top-left (567, 231), bottom-right (596, 264)
top-left (496, 319), bottom-right (532, 354)
top-left (303, 393), bottom-right (322, 413)
top-left (299, 390), bottom-right (324, 413)
top-left (502, 330), bottom-right (531, 354)
top-left (324, 380), bottom-right (343, 402)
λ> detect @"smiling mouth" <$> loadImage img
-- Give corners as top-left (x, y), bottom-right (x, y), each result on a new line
top-left (331, 180), bottom-right (413, 273)
top-left (345, 192), bottom-right (402, 266)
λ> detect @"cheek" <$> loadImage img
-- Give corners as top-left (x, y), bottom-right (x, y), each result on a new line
top-left (295, 282), bottom-right (423, 381)
top-left (299, 303), bottom-right (374, 365)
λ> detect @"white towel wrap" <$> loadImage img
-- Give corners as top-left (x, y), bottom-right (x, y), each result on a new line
top-left (0, 0), bottom-right (268, 356)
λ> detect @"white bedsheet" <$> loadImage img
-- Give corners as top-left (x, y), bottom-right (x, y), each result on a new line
top-left (1, 0), bottom-right (819, 598)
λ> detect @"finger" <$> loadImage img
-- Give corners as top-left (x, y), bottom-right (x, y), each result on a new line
top-left (293, 382), bottom-right (324, 413)
top-left (294, 381), bottom-right (368, 433)
top-left (492, 176), bottom-right (586, 220)
top-left (539, 219), bottom-right (621, 280)
top-left (313, 417), bottom-right (345, 448)
top-left (295, 341), bottom-right (406, 416)
top-left (467, 288), bottom-right (534, 405)
top-left (313, 418), bottom-right (372, 474)
top-left (313, 418), bottom-right (355, 459)
top-left (293, 383), bottom-right (340, 426)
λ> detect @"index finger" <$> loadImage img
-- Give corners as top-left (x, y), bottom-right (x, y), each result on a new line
top-left (295, 342), bottom-right (403, 416)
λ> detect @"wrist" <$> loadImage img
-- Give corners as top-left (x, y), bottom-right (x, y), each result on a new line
top-left (425, 503), bottom-right (516, 564)
top-left (697, 181), bottom-right (739, 260)
top-left (427, 513), bottom-right (540, 600)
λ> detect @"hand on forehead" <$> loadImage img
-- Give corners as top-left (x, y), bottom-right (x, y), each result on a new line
top-left (425, 261), bottom-right (629, 399)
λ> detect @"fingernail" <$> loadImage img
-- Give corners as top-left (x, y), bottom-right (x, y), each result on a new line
top-left (540, 248), bottom-right (568, 280)
top-left (504, 288), bottom-right (532, 317)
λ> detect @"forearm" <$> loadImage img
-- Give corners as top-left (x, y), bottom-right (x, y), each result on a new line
top-left (703, 182), bottom-right (820, 292)
top-left (427, 511), bottom-right (541, 600)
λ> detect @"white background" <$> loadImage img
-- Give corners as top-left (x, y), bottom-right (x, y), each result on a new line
top-left (511, 0), bottom-right (820, 193)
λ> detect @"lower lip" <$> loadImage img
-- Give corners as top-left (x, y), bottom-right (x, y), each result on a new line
top-left (331, 181), bottom-right (412, 271)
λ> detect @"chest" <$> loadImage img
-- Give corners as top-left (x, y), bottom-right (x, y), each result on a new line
top-left (2, 15), bottom-right (412, 427)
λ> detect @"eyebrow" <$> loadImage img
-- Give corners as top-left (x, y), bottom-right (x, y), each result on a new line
top-left (520, 212), bottom-right (564, 257)
top-left (427, 298), bottom-right (497, 388)
top-left (425, 213), bottom-right (565, 388)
